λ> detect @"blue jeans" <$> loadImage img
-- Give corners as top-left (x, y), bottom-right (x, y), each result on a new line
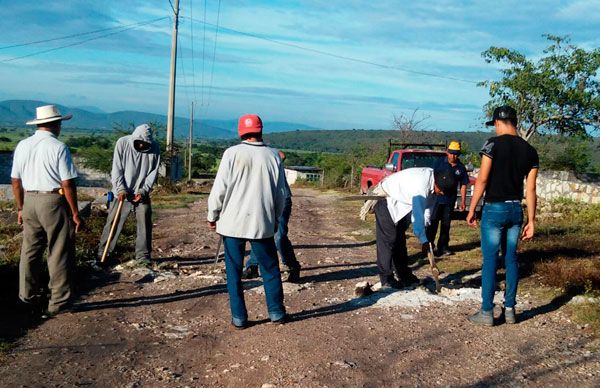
top-left (223, 236), bottom-right (286, 326)
top-left (246, 197), bottom-right (300, 270)
top-left (480, 202), bottom-right (523, 311)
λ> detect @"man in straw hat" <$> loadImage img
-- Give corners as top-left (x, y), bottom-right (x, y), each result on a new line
top-left (11, 104), bottom-right (81, 316)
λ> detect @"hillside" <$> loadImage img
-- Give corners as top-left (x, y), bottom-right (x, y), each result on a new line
top-left (264, 129), bottom-right (495, 154)
top-left (0, 100), bottom-right (315, 139)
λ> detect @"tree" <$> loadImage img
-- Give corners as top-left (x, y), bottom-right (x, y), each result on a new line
top-left (480, 35), bottom-right (600, 140)
top-left (392, 108), bottom-right (431, 132)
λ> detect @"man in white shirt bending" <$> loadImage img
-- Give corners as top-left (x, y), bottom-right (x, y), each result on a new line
top-left (374, 167), bottom-right (455, 290)
top-left (11, 105), bottom-right (81, 316)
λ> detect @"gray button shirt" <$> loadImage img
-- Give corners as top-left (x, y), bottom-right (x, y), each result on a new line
top-left (207, 141), bottom-right (286, 239)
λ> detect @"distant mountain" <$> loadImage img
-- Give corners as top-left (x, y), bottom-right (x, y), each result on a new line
top-left (0, 100), bottom-right (316, 139)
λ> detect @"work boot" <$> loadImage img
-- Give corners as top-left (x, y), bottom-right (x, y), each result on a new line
top-left (400, 272), bottom-right (420, 287)
top-left (241, 265), bottom-right (259, 280)
top-left (468, 309), bottom-right (494, 326)
top-left (287, 268), bottom-right (301, 283)
top-left (504, 307), bottom-right (517, 324)
top-left (380, 278), bottom-right (403, 291)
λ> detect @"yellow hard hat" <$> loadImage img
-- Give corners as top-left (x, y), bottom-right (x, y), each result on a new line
top-left (447, 141), bottom-right (461, 154)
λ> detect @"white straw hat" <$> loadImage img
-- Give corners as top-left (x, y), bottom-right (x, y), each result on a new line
top-left (26, 105), bottom-right (73, 125)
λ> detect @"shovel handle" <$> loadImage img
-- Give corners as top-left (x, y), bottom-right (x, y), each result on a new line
top-left (100, 199), bottom-right (124, 263)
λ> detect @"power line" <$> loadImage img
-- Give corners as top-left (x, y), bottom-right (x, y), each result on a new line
top-left (206, 0), bottom-right (222, 108)
top-left (1, 17), bottom-right (169, 63)
top-left (0, 16), bottom-right (169, 51)
top-left (201, 0), bottom-right (208, 106)
top-left (177, 34), bottom-right (192, 110)
top-left (189, 0), bottom-right (198, 102)
top-left (182, 16), bottom-right (478, 85)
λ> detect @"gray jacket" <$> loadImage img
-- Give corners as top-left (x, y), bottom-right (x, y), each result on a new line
top-left (111, 124), bottom-right (161, 197)
top-left (207, 141), bottom-right (286, 239)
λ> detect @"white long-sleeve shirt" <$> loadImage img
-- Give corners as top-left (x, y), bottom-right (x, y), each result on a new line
top-left (380, 167), bottom-right (435, 244)
top-left (207, 141), bottom-right (286, 239)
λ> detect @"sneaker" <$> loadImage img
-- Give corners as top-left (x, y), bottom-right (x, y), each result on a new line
top-left (440, 249), bottom-right (454, 257)
top-left (287, 268), bottom-right (301, 283)
top-left (271, 314), bottom-right (288, 325)
top-left (468, 309), bottom-right (494, 326)
top-left (241, 266), bottom-right (259, 280)
top-left (504, 307), bottom-right (517, 324)
top-left (400, 272), bottom-right (420, 286)
top-left (231, 321), bottom-right (248, 330)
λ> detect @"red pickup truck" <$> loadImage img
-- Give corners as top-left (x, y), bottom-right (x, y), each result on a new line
top-left (360, 142), bottom-right (478, 211)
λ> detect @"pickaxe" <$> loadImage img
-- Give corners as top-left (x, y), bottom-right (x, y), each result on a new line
top-left (100, 198), bottom-right (124, 263)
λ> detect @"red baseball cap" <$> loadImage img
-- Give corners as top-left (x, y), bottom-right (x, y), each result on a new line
top-left (238, 114), bottom-right (263, 137)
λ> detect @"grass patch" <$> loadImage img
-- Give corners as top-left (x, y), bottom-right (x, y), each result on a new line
top-left (566, 301), bottom-right (600, 333)
top-left (152, 193), bottom-right (203, 209)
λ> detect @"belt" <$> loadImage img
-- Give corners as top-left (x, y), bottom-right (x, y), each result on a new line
top-left (26, 189), bottom-right (61, 194)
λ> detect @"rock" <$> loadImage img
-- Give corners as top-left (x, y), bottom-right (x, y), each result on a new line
top-left (261, 384), bottom-right (276, 388)
top-left (354, 281), bottom-right (373, 297)
top-left (333, 360), bottom-right (357, 369)
top-left (153, 271), bottom-right (177, 283)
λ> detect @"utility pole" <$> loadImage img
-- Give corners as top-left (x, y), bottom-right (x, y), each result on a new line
top-left (166, 0), bottom-right (180, 180)
top-left (188, 101), bottom-right (194, 182)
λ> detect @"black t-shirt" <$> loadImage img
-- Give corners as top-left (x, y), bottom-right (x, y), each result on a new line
top-left (480, 134), bottom-right (539, 202)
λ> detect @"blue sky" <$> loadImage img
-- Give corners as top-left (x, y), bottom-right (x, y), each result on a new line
top-left (0, 0), bottom-right (599, 131)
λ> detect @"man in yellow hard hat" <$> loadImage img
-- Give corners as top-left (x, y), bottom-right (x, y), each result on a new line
top-left (426, 140), bottom-right (469, 257)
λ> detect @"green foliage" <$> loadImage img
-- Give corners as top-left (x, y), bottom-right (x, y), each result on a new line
top-left (532, 134), bottom-right (596, 173)
top-left (480, 35), bottom-right (600, 139)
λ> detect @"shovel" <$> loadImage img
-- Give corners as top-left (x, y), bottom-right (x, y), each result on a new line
top-left (427, 242), bottom-right (441, 293)
top-left (100, 198), bottom-right (124, 263)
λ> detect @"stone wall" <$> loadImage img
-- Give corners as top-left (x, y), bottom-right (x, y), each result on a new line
top-left (536, 170), bottom-right (600, 204)
top-left (72, 157), bottom-right (111, 188)
top-left (471, 168), bottom-right (600, 204)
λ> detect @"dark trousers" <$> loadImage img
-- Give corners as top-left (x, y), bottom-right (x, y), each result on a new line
top-left (426, 201), bottom-right (452, 252)
top-left (97, 199), bottom-right (152, 260)
top-left (374, 200), bottom-right (411, 284)
top-left (247, 197), bottom-right (300, 270)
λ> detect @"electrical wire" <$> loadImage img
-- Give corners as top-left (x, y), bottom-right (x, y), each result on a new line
top-left (1, 17), bottom-right (169, 63)
top-left (201, 0), bottom-right (208, 106)
top-left (182, 16), bottom-right (478, 85)
top-left (0, 16), bottom-right (168, 51)
top-left (189, 0), bottom-right (198, 102)
top-left (177, 34), bottom-right (192, 110)
top-left (206, 0), bottom-right (222, 108)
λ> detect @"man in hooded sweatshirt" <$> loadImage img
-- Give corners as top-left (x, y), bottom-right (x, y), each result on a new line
top-left (97, 123), bottom-right (160, 262)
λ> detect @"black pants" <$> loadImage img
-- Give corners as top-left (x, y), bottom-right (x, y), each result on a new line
top-left (426, 201), bottom-right (452, 252)
top-left (374, 200), bottom-right (412, 284)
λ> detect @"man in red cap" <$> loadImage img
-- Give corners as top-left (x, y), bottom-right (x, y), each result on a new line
top-left (207, 114), bottom-right (288, 329)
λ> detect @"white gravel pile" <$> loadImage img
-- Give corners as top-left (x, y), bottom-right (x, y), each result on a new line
top-left (372, 287), bottom-right (505, 308)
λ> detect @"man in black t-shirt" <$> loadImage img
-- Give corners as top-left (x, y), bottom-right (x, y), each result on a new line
top-left (466, 105), bottom-right (539, 326)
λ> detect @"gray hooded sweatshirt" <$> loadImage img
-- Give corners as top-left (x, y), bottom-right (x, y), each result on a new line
top-left (111, 124), bottom-right (161, 197)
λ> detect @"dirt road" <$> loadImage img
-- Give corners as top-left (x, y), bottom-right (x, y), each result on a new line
top-left (0, 188), bottom-right (598, 387)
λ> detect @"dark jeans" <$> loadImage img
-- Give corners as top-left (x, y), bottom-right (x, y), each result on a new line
top-left (223, 236), bottom-right (286, 326)
top-left (426, 200), bottom-right (452, 252)
top-left (374, 200), bottom-right (412, 284)
top-left (246, 197), bottom-right (300, 270)
top-left (480, 202), bottom-right (523, 311)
